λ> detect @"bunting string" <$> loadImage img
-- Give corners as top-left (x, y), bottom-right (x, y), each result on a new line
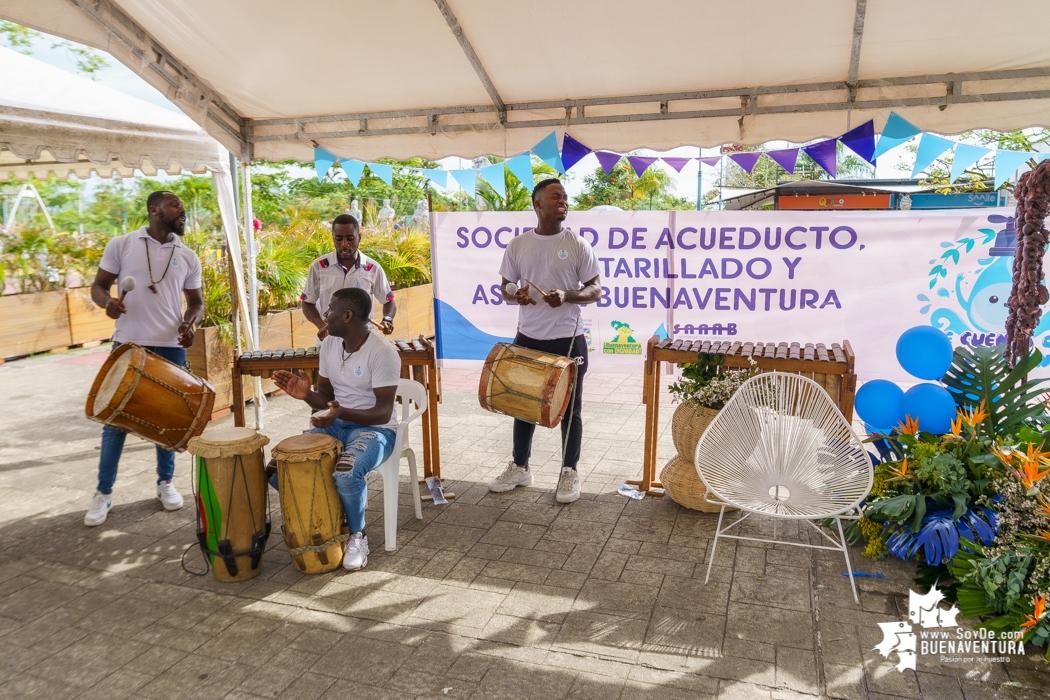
top-left (312, 112), bottom-right (1048, 197)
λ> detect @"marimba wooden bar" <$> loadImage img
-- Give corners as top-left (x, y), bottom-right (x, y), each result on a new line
top-left (231, 336), bottom-right (443, 479)
top-left (629, 336), bottom-right (857, 496)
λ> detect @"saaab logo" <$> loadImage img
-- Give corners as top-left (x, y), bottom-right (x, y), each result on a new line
top-left (875, 583), bottom-right (1025, 672)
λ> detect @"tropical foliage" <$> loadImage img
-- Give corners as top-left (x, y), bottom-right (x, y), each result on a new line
top-left (574, 159), bottom-right (692, 211)
top-left (669, 354), bottom-right (759, 410)
top-left (853, 344), bottom-right (1050, 659)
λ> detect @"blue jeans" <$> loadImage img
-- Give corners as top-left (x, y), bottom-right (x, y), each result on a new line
top-left (309, 420), bottom-right (395, 534)
top-left (96, 344), bottom-right (187, 495)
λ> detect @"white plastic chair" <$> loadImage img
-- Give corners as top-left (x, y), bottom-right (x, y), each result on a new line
top-left (378, 379), bottom-right (427, 551)
top-left (695, 372), bottom-right (873, 602)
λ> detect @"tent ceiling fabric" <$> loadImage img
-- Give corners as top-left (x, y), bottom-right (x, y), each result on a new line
top-left (0, 45), bottom-right (224, 179)
top-left (5, 0), bottom-right (1050, 163)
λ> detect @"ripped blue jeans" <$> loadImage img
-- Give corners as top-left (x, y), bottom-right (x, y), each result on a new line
top-left (309, 420), bottom-right (395, 534)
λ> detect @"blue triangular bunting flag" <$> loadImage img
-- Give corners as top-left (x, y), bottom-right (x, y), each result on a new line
top-left (367, 162), bottom-right (394, 186)
top-left (422, 169), bottom-right (449, 187)
top-left (873, 112), bottom-right (922, 160)
top-left (803, 139), bottom-right (838, 178)
top-left (561, 134), bottom-right (592, 172)
top-left (532, 132), bottom-right (565, 173)
top-left (949, 143), bottom-right (992, 183)
top-left (911, 134), bottom-right (956, 177)
top-left (451, 169), bottom-right (477, 198)
top-left (314, 147), bottom-right (337, 182)
top-left (340, 159), bottom-right (365, 186)
top-left (994, 150), bottom-right (1036, 189)
top-left (479, 163), bottom-right (506, 200)
top-left (505, 153), bottom-right (534, 189)
top-left (839, 120), bottom-right (877, 165)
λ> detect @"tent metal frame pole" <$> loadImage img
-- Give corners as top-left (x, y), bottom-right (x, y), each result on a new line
top-left (241, 161), bottom-right (263, 429)
top-left (248, 64), bottom-right (1050, 143)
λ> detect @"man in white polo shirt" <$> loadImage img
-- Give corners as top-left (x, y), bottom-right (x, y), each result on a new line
top-left (273, 287), bottom-right (400, 571)
top-left (492, 179), bottom-right (602, 504)
top-left (301, 213), bottom-right (396, 341)
top-left (84, 190), bottom-right (204, 527)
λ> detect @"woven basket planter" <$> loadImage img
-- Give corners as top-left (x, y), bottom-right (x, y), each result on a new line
top-left (660, 454), bottom-right (733, 512)
top-left (671, 402), bottom-right (719, 460)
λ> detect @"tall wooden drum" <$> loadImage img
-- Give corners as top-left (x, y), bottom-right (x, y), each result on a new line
top-left (188, 427), bottom-right (271, 582)
top-left (272, 433), bottom-right (346, 574)
top-left (478, 343), bottom-right (577, 428)
top-left (85, 343), bottom-right (215, 452)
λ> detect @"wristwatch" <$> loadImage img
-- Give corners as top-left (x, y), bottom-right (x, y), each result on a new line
top-left (382, 315), bottom-right (393, 323)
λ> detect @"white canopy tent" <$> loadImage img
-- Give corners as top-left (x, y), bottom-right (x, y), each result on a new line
top-left (6, 0), bottom-right (1048, 428)
top-left (0, 45), bottom-right (264, 421)
top-left (3, 0), bottom-right (1050, 163)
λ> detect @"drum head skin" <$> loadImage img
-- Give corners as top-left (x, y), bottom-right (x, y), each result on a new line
top-left (188, 427), bottom-right (269, 459)
top-left (91, 345), bottom-right (136, 416)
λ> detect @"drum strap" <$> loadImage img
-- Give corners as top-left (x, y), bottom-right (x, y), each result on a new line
top-left (286, 531), bottom-right (349, 556)
top-left (196, 518), bottom-right (272, 576)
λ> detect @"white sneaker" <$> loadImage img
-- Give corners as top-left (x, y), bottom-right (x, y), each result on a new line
top-left (556, 468), bottom-right (581, 504)
top-left (84, 491), bottom-right (113, 527)
top-left (343, 532), bottom-right (369, 570)
top-left (488, 461), bottom-right (533, 493)
top-left (156, 481), bottom-right (184, 511)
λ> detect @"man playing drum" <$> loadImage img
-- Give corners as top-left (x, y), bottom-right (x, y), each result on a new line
top-left (273, 287), bottom-right (400, 571)
top-left (491, 179), bottom-right (602, 504)
top-left (301, 213), bottom-right (396, 341)
top-left (84, 191), bottom-right (204, 526)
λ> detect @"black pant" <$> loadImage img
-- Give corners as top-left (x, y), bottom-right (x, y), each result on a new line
top-left (512, 332), bottom-right (587, 470)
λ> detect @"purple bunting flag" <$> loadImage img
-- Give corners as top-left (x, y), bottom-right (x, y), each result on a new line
top-left (699, 156), bottom-right (722, 167)
top-left (803, 139), bottom-right (838, 178)
top-left (661, 157), bottom-right (692, 173)
top-left (595, 151), bottom-right (623, 175)
top-left (766, 148), bottom-right (799, 174)
top-left (627, 156), bottom-right (658, 176)
top-left (839, 120), bottom-right (876, 165)
top-left (561, 134), bottom-right (593, 172)
top-left (727, 152), bottom-right (763, 174)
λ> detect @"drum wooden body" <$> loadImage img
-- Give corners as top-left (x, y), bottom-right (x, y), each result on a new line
top-left (188, 427), bottom-right (270, 583)
top-left (478, 343), bottom-right (577, 428)
top-left (85, 343), bottom-right (215, 452)
top-left (272, 433), bottom-right (346, 574)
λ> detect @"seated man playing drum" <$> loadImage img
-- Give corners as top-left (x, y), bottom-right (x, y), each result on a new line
top-left (273, 288), bottom-right (400, 571)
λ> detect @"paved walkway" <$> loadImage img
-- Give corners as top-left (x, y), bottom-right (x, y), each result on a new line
top-left (0, 346), bottom-right (1047, 699)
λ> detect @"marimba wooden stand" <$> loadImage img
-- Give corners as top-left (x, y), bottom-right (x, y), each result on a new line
top-left (628, 335), bottom-right (857, 497)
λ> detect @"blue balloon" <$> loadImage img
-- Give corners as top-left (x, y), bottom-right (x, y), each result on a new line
top-left (896, 326), bottom-right (954, 380)
top-left (901, 383), bottom-right (957, 435)
top-left (855, 379), bottom-right (905, 432)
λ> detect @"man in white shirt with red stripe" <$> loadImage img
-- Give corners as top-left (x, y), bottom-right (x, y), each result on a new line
top-left (84, 190), bottom-right (204, 527)
top-left (301, 214), bottom-right (396, 340)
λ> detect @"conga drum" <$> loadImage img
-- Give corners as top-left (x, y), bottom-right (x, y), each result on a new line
top-left (187, 427), bottom-right (271, 583)
top-left (478, 343), bottom-right (577, 428)
top-left (85, 343), bottom-right (215, 452)
top-left (272, 433), bottom-right (346, 574)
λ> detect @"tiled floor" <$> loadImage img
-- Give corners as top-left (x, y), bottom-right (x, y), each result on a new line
top-left (0, 346), bottom-right (1046, 699)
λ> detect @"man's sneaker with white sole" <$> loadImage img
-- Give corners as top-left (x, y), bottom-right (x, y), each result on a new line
top-left (156, 481), bottom-right (184, 511)
top-left (84, 491), bottom-right (113, 527)
top-left (488, 461), bottom-right (533, 492)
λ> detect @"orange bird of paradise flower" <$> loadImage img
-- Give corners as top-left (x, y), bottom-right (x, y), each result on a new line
top-left (1021, 594), bottom-right (1047, 633)
top-left (950, 413), bottom-right (963, 437)
top-left (1013, 442), bottom-right (1050, 490)
top-left (961, 399), bottom-right (989, 427)
top-left (897, 415), bottom-right (920, 436)
top-left (888, 457), bottom-right (910, 479)
top-left (1037, 530), bottom-right (1050, 543)
top-left (1037, 494), bottom-right (1050, 517)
